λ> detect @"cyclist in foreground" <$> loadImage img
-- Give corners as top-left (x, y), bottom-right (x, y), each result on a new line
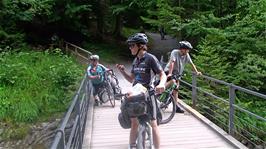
top-left (116, 33), bottom-right (166, 149)
top-left (164, 41), bottom-right (202, 113)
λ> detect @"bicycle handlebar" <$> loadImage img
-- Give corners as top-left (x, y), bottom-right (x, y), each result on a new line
top-left (114, 93), bottom-right (128, 98)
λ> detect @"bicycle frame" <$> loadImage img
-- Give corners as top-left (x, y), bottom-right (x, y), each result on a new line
top-left (97, 69), bottom-right (116, 107)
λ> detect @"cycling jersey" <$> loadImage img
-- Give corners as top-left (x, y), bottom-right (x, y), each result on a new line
top-left (164, 49), bottom-right (193, 76)
top-left (131, 52), bottom-right (163, 88)
top-left (87, 64), bottom-right (106, 85)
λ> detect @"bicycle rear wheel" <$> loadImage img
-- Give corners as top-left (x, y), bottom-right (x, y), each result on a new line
top-left (158, 94), bottom-right (176, 124)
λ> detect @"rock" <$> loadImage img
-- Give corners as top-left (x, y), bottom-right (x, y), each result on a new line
top-left (254, 145), bottom-right (264, 149)
top-left (241, 139), bottom-right (248, 145)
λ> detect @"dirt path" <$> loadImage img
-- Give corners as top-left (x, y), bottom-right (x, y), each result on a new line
top-left (146, 32), bottom-right (178, 61)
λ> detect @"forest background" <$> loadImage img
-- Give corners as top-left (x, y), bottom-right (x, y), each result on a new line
top-left (0, 0), bottom-right (265, 148)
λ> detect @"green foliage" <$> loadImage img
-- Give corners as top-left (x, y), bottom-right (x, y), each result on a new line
top-left (0, 50), bottom-right (83, 123)
top-left (195, 0), bottom-right (266, 93)
top-left (65, 3), bottom-right (91, 18)
top-left (2, 0), bottom-right (55, 22)
top-left (0, 29), bottom-right (26, 51)
top-left (13, 97), bottom-right (38, 122)
top-left (83, 42), bottom-right (126, 63)
top-left (122, 27), bottom-right (140, 38)
top-left (141, 0), bottom-right (182, 35)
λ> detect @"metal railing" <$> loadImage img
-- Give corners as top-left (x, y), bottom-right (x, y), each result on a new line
top-left (64, 42), bottom-right (92, 64)
top-left (50, 74), bottom-right (92, 149)
top-left (179, 72), bottom-right (266, 148)
top-left (51, 42), bottom-right (93, 149)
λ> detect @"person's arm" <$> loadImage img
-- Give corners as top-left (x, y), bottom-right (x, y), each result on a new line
top-left (156, 70), bottom-right (167, 94)
top-left (168, 60), bottom-right (174, 76)
top-left (149, 54), bottom-right (167, 94)
top-left (187, 54), bottom-right (202, 75)
top-left (88, 75), bottom-right (100, 79)
top-left (167, 50), bottom-right (176, 77)
top-left (191, 63), bottom-right (202, 75)
top-left (116, 64), bottom-right (135, 83)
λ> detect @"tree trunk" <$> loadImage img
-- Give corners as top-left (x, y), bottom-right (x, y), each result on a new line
top-left (228, 0), bottom-right (236, 13)
top-left (177, 0), bottom-right (182, 40)
top-left (113, 13), bottom-right (123, 38)
top-left (95, 0), bottom-right (104, 40)
top-left (112, 0), bottom-right (123, 39)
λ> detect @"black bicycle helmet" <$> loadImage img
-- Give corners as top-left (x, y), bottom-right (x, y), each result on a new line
top-left (179, 41), bottom-right (193, 50)
top-left (126, 33), bottom-right (148, 44)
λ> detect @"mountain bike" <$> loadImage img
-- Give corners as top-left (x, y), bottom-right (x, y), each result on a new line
top-left (97, 69), bottom-right (117, 107)
top-left (116, 87), bottom-right (159, 149)
top-left (156, 83), bottom-right (176, 124)
top-left (109, 69), bottom-right (122, 100)
top-left (152, 74), bottom-right (181, 124)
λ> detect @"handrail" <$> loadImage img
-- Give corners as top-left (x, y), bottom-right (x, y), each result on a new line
top-left (50, 42), bottom-right (94, 149)
top-left (50, 74), bottom-right (92, 149)
top-left (64, 42), bottom-right (92, 63)
top-left (180, 72), bottom-right (266, 148)
top-left (65, 42), bottom-right (92, 55)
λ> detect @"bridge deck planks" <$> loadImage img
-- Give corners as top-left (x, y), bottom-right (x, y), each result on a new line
top-left (83, 65), bottom-right (235, 149)
top-left (83, 101), bottom-right (234, 149)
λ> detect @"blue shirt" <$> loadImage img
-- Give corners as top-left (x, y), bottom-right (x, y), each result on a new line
top-left (87, 64), bottom-right (106, 84)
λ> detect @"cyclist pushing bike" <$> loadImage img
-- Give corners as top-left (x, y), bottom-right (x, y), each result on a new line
top-left (87, 55), bottom-right (119, 106)
top-left (116, 33), bottom-right (166, 149)
top-left (164, 41), bottom-right (202, 113)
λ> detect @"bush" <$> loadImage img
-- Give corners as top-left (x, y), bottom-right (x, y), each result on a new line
top-left (0, 50), bottom-right (83, 123)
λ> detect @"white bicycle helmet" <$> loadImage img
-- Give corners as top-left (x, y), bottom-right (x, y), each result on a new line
top-left (90, 54), bottom-right (99, 60)
top-left (179, 41), bottom-right (193, 50)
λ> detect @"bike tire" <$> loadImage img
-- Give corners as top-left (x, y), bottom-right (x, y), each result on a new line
top-left (158, 94), bottom-right (176, 124)
top-left (137, 124), bottom-right (145, 149)
top-left (106, 81), bottom-right (115, 107)
top-left (137, 122), bottom-right (153, 149)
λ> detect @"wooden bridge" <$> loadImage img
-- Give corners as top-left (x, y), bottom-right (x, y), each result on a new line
top-left (81, 68), bottom-right (246, 149)
top-left (50, 42), bottom-right (266, 149)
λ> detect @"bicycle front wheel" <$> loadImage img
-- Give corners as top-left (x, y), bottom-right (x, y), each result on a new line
top-left (158, 94), bottom-right (176, 124)
top-left (106, 82), bottom-right (115, 107)
top-left (137, 122), bottom-right (153, 149)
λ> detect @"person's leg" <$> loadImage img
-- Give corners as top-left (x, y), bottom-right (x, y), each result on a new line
top-left (129, 118), bottom-right (138, 147)
top-left (173, 80), bottom-right (184, 113)
top-left (93, 84), bottom-right (100, 106)
top-left (150, 120), bottom-right (160, 149)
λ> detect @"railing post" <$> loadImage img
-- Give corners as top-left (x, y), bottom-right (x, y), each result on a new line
top-left (75, 47), bottom-right (78, 57)
top-left (192, 72), bottom-right (197, 108)
top-left (59, 130), bottom-right (66, 149)
top-left (76, 96), bottom-right (82, 149)
top-left (229, 84), bottom-right (235, 136)
top-left (65, 43), bottom-right (69, 55)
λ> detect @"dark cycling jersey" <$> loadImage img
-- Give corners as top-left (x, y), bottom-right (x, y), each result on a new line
top-left (131, 52), bottom-right (163, 88)
top-left (130, 52), bottom-right (163, 121)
